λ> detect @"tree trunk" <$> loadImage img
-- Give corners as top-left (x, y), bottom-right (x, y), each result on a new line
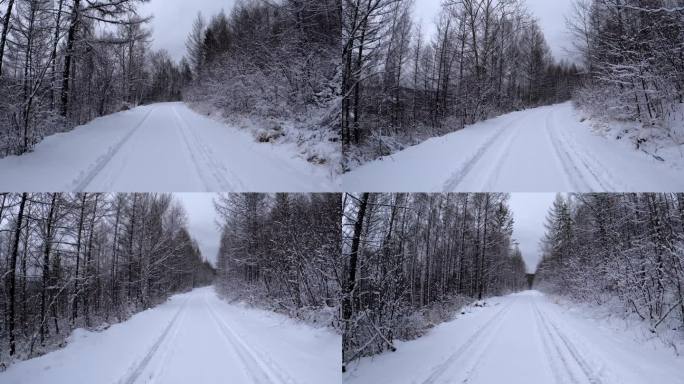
top-left (61, 0), bottom-right (81, 117)
top-left (50, 0), bottom-right (65, 109)
top-left (40, 193), bottom-right (58, 344)
top-left (0, 0), bottom-right (16, 77)
top-left (343, 193), bottom-right (369, 322)
top-left (72, 193), bottom-right (87, 325)
top-left (7, 193), bottom-right (27, 356)
top-left (83, 194), bottom-right (99, 327)
top-left (478, 195), bottom-right (491, 300)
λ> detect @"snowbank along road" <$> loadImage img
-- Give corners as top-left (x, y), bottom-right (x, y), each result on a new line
top-left (0, 287), bottom-right (340, 384)
top-left (344, 102), bottom-right (684, 192)
top-left (0, 103), bottom-right (338, 192)
top-left (344, 291), bottom-right (684, 384)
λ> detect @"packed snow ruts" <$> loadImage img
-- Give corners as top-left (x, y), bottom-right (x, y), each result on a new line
top-left (343, 103), bottom-right (684, 192)
top-left (342, 0), bottom-right (580, 169)
top-left (0, 103), bottom-right (338, 192)
top-left (345, 292), bottom-right (684, 384)
top-left (0, 192), bottom-right (342, 383)
top-left (342, 0), bottom-right (683, 179)
top-left (342, 192), bottom-right (684, 384)
top-left (0, 1), bottom-right (340, 177)
top-left (0, 288), bottom-right (340, 384)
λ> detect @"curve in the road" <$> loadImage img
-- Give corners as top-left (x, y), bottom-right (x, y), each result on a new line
top-left (545, 108), bottom-right (612, 191)
top-left (543, 109), bottom-right (585, 191)
top-left (442, 113), bottom-right (529, 192)
top-left (548, 108), bottom-right (623, 191)
top-left (481, 113), bottom-right (537, 191)
top-left (440, 105), bottom-right (628, 192)
top-left (73, 107), bottom-right (154, 191)
top-left (172, 106), bottom-right (244, 192)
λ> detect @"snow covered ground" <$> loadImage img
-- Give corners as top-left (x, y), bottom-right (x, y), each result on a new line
top-left (0, 103), bottom-right (339, 192)
top-left (344, 291), bottom-right (684, 384)
top-left (0, 287), bottom-right (340, 384)
top-left (344, 102), bottom-right (684, 192)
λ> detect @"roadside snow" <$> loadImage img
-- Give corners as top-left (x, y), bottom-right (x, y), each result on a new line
top-left (187, 102), bottom-right (342, 176)
top-left (0, 102), bottom-right (339, 192)
top-left (344, 291), bottom-right (684, 384)
top-left (0, 287), bottom-right (340, 384)
top-left (343, 102), bottom-right (684, 192)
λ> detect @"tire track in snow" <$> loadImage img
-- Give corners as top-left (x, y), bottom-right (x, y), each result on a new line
top-left (442, 113), bottom-right (529, 192)
top-left (202, 293), bottom-right (297, 384)
top-left (118, 298), bottom-right (189, 384)
top-left (546, 109), bottom-right (623, 192)
top-left (533, 301), bottom-right (603, 384)
top-left (544, 114), bottom-right (593, 192)
top-left (140, 303), bottom-right (191, 384)
top-left (457, 300), bottom-right (522, 383)
top-left (73, 107), bottom-right (155, 192)
top-left (421, 299), bottom-right (516, 384)
top-left (481, 109), bottom-right (548, 191)
top-left (541, 108), bottom-right (584, 192)
top-left (172, 106), bottom-right (243, 192)
top-left (481, 128), bottom-right (519, 192)
top-left (533, 301), bottom-right (581, 384)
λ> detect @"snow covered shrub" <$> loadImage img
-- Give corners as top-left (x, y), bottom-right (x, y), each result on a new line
top-left (214, 194), bottom-right (342, 329)
top-left (536, 193), bottom-right (684, 349)
top-left (570, 0), bottom-right (684, 157)
top-left (183, 0), bottom-right (341, 172)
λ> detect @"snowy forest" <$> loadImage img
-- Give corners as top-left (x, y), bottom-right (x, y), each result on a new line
top-left (342, 193), bottom-right (527, 369)
top-left (187, 0), bottom-right (341, 136)
top-left (184, 0), bottom-right (341, 164)
top-left (0, 0), bottom-right (192, 156)
top-left (0, 0), bottom-right (341, 168)
top-left (214, 193), bottom-right (342, 323)
top-left (0, 193), bottom-right (214, 364)
top-left (342, 0), bottom-right (580, 167)
top-left (537, 193), bottom-right (684, 341)
top-left (569, 1), bottom-right (684, 146)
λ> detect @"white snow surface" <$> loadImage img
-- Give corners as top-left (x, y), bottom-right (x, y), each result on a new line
top-left (0, 287), bottom-right (340, 384)
top-left (344, 291), bottom-right (684, 384)
top-left (0, 102), bottom-right (339, 192)
top-left (344, 102), bottom-right (684, 192)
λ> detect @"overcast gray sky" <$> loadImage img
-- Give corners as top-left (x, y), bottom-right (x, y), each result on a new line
top-left (140, 0), bottom-right (575, 61)
top-left (509, 193), bottom-right (556, 273)
top-left (415, 0), bottom-right (576, 61)
top-left (175, 193), bottom-right (221, 266)
top-left (140, 0), bottom-right (235, 61)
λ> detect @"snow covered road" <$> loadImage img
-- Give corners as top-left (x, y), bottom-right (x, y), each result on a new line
top-left (0, 103), bottom-right (337, 192)
top-left (344, 102), bottom-right (684, 192)
top-left (0, 287), bottom-right (340, 384)
top-left (344, 291), bottom-right (684, 384)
